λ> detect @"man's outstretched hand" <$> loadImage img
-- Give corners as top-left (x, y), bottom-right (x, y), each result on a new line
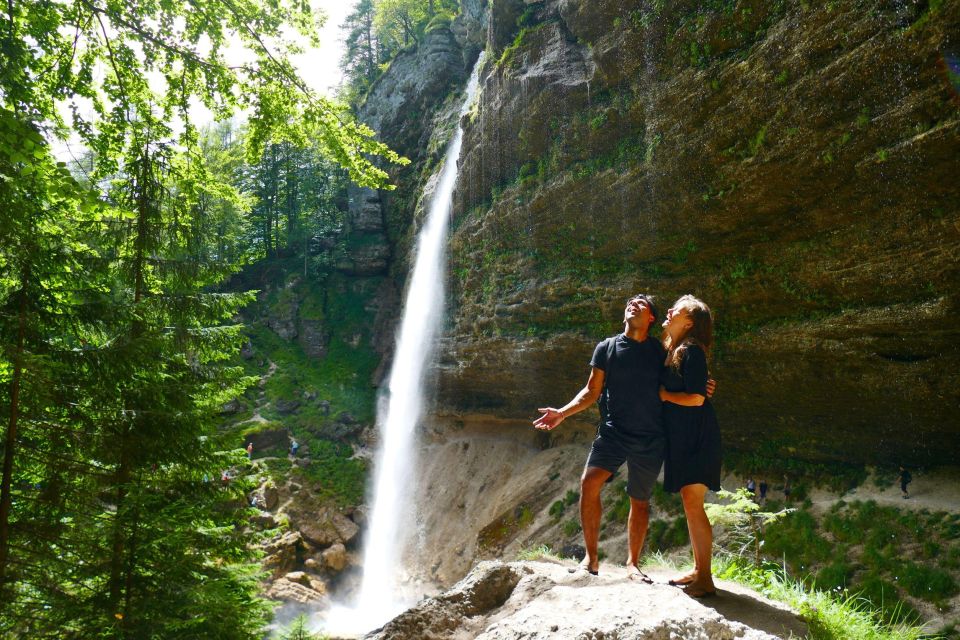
top-left (533, 407), bottom-right (564, 431)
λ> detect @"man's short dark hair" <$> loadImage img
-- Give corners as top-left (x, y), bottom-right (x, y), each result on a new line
top-left (626, 293), bottom-right (659, 321)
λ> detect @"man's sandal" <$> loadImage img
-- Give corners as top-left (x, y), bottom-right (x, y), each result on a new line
top-left (568, 560), bottom-right (598, 576)
top-left (627, 565), bottom-right (654, 584)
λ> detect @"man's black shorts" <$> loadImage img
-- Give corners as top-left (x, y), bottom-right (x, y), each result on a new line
top-left (586, 431), bottom-right (664, 501)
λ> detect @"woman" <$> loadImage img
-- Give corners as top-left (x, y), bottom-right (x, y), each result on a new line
top-left (658, 295), bottom-right (721, 598)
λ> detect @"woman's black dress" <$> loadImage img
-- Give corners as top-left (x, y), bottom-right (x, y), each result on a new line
top-left (661, 343), bottom-right (721, 493)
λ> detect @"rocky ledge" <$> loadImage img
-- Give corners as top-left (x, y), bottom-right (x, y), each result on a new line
top-left (364, 560), bottom-right (807, 640)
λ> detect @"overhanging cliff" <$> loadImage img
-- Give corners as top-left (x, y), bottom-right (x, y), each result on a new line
top-left (430, 0), bottom-right (960, 466)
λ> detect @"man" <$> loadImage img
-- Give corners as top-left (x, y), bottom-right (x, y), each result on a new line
top-left (899, 466), bottom-right (912, 499)
top-left (534, 294), bottom-right (667, 580)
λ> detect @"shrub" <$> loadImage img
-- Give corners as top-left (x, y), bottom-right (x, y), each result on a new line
top-left (563, 518), bottom-right (581, 537)
top-left (549, 500), bottom-right (566, 520)
top-left (897, 562), bottom-right (959, 602)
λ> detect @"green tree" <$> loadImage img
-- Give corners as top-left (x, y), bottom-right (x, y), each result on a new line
top-left (1, 0), bottom-right (408, 635)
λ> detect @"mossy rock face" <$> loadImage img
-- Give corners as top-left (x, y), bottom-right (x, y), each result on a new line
top-left (242, 425), bottom-right (289, 454)
top-left (434, 0), bottom-right (960, 467)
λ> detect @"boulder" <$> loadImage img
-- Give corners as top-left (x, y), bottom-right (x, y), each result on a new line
top-left (274, 398), bottom-right (301, 414)
top-left (322, 543), bottom-right (348, 572)
top-left (261, 531), bottom-right (302, 577)
top-left (243, 427), bottom-right (289, 453)
top-left (250, 512), bottom-right (277, 529)
top-left (265, 578), bottom-right (326, 605)
top-left (293, 509), bottom-right (358, 548)
top-left (220, 398), bottom-right (245, 415)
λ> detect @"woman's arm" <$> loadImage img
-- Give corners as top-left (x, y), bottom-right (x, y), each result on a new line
top-left (659, 386), bottom-right (705, 406)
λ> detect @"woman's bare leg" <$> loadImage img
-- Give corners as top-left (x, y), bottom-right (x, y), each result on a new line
top-left (679, 483), bottom-right (715, 595)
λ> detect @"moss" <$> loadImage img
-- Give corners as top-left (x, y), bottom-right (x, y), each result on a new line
top-left (293, 437), bottom-right (366, 506)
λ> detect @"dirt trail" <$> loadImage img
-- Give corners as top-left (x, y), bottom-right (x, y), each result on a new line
top-left (807, 467), bottom-right (960, 515)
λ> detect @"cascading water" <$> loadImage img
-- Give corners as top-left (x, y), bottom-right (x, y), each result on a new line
top-left (323, 53), bottom-right (485, 637)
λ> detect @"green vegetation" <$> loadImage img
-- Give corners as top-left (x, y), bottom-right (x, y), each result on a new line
top-left (758, 498), bottom-right (960, 627)
top-left (715, 558), bottom-right (932, 640)
top-left (278, 615), bottom-right (329, 640)
top-left (0, 0), bottom-right (411, 635)
top-left (563, 518), bottom-right (582, 537)
top-left (517, 544), bottom-right (563, 562)
top-left (647, 517), bottom-right (690, 552)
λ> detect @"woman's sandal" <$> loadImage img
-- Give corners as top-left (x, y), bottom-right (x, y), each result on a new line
top-left (667, 574), bottom-right (696, 586)
top-left (682, 584), bottom-right (717, 598)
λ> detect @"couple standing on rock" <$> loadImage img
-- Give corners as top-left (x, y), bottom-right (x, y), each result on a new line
top-left (534, 293), bottom-right (721, 598)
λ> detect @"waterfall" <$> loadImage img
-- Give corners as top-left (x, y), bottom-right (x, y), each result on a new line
top-left (323, 53), bottom-right (485, 637)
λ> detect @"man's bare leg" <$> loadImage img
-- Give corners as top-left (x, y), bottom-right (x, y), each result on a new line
top-left (577, 466), bottom-right (612, 573)
top-left (626, 497), bottom-right (653, 583)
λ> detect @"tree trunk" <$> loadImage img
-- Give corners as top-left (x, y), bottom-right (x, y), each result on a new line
top-left (0, 269), bottom-right (29, 587)
top-left (109, 147), bottom-right (151, 621)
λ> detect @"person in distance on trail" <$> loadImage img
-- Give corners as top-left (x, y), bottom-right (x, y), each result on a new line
top-left (658, 295), bottom-right (722, 598)
top-left (533, 294), bottom-right (714, 581)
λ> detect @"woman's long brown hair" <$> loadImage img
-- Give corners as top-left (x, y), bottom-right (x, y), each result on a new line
top-left (663, 295), bottom-right (714, 370)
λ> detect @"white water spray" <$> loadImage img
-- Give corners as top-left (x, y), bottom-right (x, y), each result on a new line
top-left (323, 53), bottom-right (485, 637)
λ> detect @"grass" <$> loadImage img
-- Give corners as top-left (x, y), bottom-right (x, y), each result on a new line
top-left (714, 557), bottom-right (934, 640)
top-left (516, 544), bottom-right (564, 562)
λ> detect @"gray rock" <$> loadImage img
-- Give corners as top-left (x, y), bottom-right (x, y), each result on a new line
top-left (336, 411), bottom-right (357, 425)
top-left (274, 398), bottom-right (301, 414)
top-left (244, 427), bottom-right (289, 453)
top-left (220, 398), bottom-right (244, 415)
top-left (487, 0), bottom-right (525, 53)
top-left (335, 235), bottom-right (391, 276)
top-left (349, 186), bottom-right (385, 233)
top-left (366, 562), bottom-right (523, 640)
top-left (298, 318), bottom-right (328, 359)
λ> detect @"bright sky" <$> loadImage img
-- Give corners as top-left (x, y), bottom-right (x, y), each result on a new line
top-left (299, 0), bottom-right (353, 95)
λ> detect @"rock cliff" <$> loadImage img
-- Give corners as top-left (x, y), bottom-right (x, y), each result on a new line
top-left (338, 0), bottom-right (960, 603)
top-left (436, 0), bottom-right (960, 465)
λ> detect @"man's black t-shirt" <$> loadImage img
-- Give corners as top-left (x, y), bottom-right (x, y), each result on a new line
top-left (590, 334), bottom-right (665, 438)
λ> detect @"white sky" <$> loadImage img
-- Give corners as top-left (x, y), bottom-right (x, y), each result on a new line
top-left (298, 0), bottom-right (353, 95)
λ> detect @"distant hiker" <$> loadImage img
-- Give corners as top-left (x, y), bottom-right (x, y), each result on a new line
top-left (783, 475), bottom-right (792, 502)
top-left (658, 295), bottom-right (721, 598)
top-left (220, 470), bottom-right (231, 486)
top-left (533, 294), bottom-right (715, 586)
top-left (246, 442), bottom-right (253, 459)
top-left (290, 439), bottom-right (299, 457)
top-left (899, 466), bottom-right (912, 499)
top-left (759, 479), bottom-right (768, 504)
top-left (746, 478), bottom-right (756, 496)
